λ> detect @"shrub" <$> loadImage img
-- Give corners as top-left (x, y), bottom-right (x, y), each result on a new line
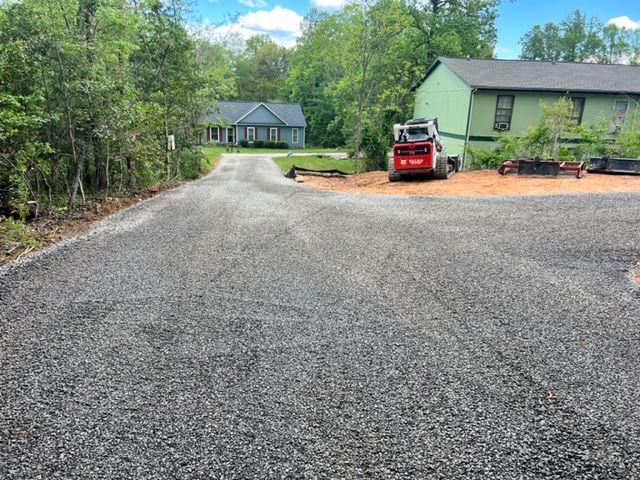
top-left (0, 216), bottom-right (38, 253)
top-left (557, 147), bottom-right (576, 161)
top-left (467, 145), bottom-right (508, 170)
top-left (254, 140), bottom-right (265, 148)
top-left (239, 140), bottom-right (249, 148)
top-left (360, 123), bottom-right (388, 171)
top-left (276, 141), bottom-right (289, 149)
top-left (179, 147), bottom-right (206, 180)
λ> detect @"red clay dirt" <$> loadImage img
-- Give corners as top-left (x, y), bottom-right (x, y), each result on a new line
top-left (301, 170), bottom-right (640, 197)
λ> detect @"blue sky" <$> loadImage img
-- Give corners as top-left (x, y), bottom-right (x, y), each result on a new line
top-left (192, 0), bottom-right (640, 56)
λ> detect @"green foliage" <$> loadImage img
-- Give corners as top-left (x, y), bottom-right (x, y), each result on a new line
top-left (576, 120), bottom-right (609, 159)
top-left (286, 0), bottom-right (499, 152)
top-left (535, 98), bottom-right (578, 157)
top-left (234, 35), bottom-right (289, 102)
top-left (557, 147), bottom-right (576, 161)
top-left (0, 0), bottom-right (232, 215)
top-left (237, 140), bottom-right (289, 149)
top-left (616, 109), bottom-right (640, 158)
top-left (273, 155), bottom-right (355, 174)
top-left (360, 122), bottom-right (389, 171)
top-left (467, 144), bottom-right (511, 170)
top-left (0, 216), bottom-right (38, 252)
top-left (520, 9), bottom-right (636, 64)
top-left (469, 98), bottom-right (596, 168)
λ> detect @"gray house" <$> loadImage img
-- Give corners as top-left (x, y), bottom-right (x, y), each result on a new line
top-left (203, 101), bottom-right (307, 148)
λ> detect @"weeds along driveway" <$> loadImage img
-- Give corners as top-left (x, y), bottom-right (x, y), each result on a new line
top-left (1, 154), bottom-right (640, 479)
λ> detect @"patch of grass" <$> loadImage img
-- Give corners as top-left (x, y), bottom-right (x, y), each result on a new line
top-left (201, 144), bottom-right (344, 155)
top-left (0, 216), bottom-right (39, 254)
top-left (273, 155), bottom-right (355, 174)
top-left (201, 145), bottom-right (224, 172)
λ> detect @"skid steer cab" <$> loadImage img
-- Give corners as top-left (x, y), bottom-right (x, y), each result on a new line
top-left (388, 117), bottom-right (460, 182)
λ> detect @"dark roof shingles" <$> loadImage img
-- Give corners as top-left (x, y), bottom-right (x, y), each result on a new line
top-left (439, 57), bottom-right (640, 94)
top-left (207, 101), bottom-right (307, 126)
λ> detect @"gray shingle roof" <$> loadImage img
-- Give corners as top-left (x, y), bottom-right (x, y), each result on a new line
top-left (205, 101), bottom-right (307, 127)
top-left (433, 57), bottom-right (640, 94)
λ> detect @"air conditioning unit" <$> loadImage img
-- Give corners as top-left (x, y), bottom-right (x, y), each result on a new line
top-left (494, 122), bottom-right (510, 131)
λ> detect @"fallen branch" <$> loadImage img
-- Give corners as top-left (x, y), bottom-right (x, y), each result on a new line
top-left (16, 245), bottom-right (34, 261)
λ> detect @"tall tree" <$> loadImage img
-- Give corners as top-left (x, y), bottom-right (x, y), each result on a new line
top-left (519, 10), bottom-right (638, 64)
top-left (234, 35), bottom-right (289, 101)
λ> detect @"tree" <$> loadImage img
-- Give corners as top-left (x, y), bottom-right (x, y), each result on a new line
top-left (234, 35), bottom-right (289, 101)
top-left (599, 24), bottom-right (630, 64)
top-left (519, 10), bottom-right (639, 64)
top-left (0, 0), bottom-right (228, 215)
top-left (520, 23), bottom-right (563, 61)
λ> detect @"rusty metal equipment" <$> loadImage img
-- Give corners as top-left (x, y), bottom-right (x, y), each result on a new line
top-left (587, 157), bottom-right (640, 175)
top-left (498, 157), bottom-right (585, 179)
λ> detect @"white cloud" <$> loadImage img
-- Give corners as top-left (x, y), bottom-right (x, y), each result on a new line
top-left (608, 16), bottom-right (640, 30)
top-left (206, 6), bottom-right (303, 48)
top-left (311, 0), bottom-right (346, 7)
top-left (493, 44), bottom-right (520, 60)
top-left (238, 6), bottom-right (303, 35)
top-left (238, 0), bottom-right (267, 8)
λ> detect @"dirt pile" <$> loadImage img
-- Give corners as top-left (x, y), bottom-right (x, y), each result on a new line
top-left (301, 170), bottom-right (640, 196)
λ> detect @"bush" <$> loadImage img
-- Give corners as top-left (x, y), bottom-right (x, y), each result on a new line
top-left (276, 141), bottom-right (289, 149)
top-left (0, 216), bottom-right (38, 253)
top-left (239, 139), bottom-right (249, 148)
top-left (467, 145), bottom-right (507, 170)
top-left (254, 140), bottom-right (265, 148)
top-left (179, 147), bottom-right (206, 180)
top-left (361, 124), bottom-right (389, 171)
top-left (557, 147), bottom-right (576, 161)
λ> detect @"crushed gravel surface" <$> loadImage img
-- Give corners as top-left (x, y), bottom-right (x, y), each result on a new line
top-left (1, 154), bottom-right (640, 479)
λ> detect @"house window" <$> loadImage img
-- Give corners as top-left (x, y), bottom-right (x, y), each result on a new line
top-left (612, 100), bottom-right (628, 130)
top-left (227, 127), bottom-right (234, 144)
top-left (570, 97), bottom-right (585, 124)
top-left (292, 128), bottom-right (299, 144)
top-left (494, 95), bottom-right (514, 130)
top-left (247, 127), bottom-right (256, 142)
top-left (269, 128), bottom-right (278, 142)
top-left (211, 127), bottom-right (219, 142)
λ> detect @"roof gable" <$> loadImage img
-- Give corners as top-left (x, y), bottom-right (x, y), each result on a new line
top-left (425, 57), bottom-right (640, 94)
top-left (237, 104), bottom-right (286, 125)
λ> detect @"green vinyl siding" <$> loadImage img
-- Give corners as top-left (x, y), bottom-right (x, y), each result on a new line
top-left (413, 63), bottom-right (471, 159)
top-left (469, 90), bottom-right (640, 143)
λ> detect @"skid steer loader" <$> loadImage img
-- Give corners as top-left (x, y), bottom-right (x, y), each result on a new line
top-left (388, 118), bottom-right (460, 182)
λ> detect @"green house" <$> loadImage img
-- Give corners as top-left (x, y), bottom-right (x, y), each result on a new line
top-left (413, 57), bottom-right (640, 164)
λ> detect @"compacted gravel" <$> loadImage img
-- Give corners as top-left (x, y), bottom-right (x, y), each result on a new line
top-left (1, 154), bottom-right (640, 479)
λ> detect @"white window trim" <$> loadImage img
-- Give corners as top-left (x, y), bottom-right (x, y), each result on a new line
top-left (612, 99), bottom-right (629, 130)
top-left (269, 127), bottom-right (278, 142)
top-left (292, 128), bottom-right (299, 144)
top-left (247, 127), bottom-right (256, 142)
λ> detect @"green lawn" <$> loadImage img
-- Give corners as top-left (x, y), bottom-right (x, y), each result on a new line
top-left (272, 154), bottom-right (355, 174)
top-left (201, 145), bottom-right (224, 171)
top-left (202, 145), bottom-right (344, 155)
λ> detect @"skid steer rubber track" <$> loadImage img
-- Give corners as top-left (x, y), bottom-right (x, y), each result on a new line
top-left (433, 154), bottom-right (449, 179)
top-left (388, 158), bottom-right (402, 182)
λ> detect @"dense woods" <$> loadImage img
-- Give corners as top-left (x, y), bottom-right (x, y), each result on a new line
top-left (1, 0), bottom-right (637, 220)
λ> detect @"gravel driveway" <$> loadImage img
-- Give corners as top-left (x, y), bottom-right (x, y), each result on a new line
top-left (1, 154), bottom-right (640, 479)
